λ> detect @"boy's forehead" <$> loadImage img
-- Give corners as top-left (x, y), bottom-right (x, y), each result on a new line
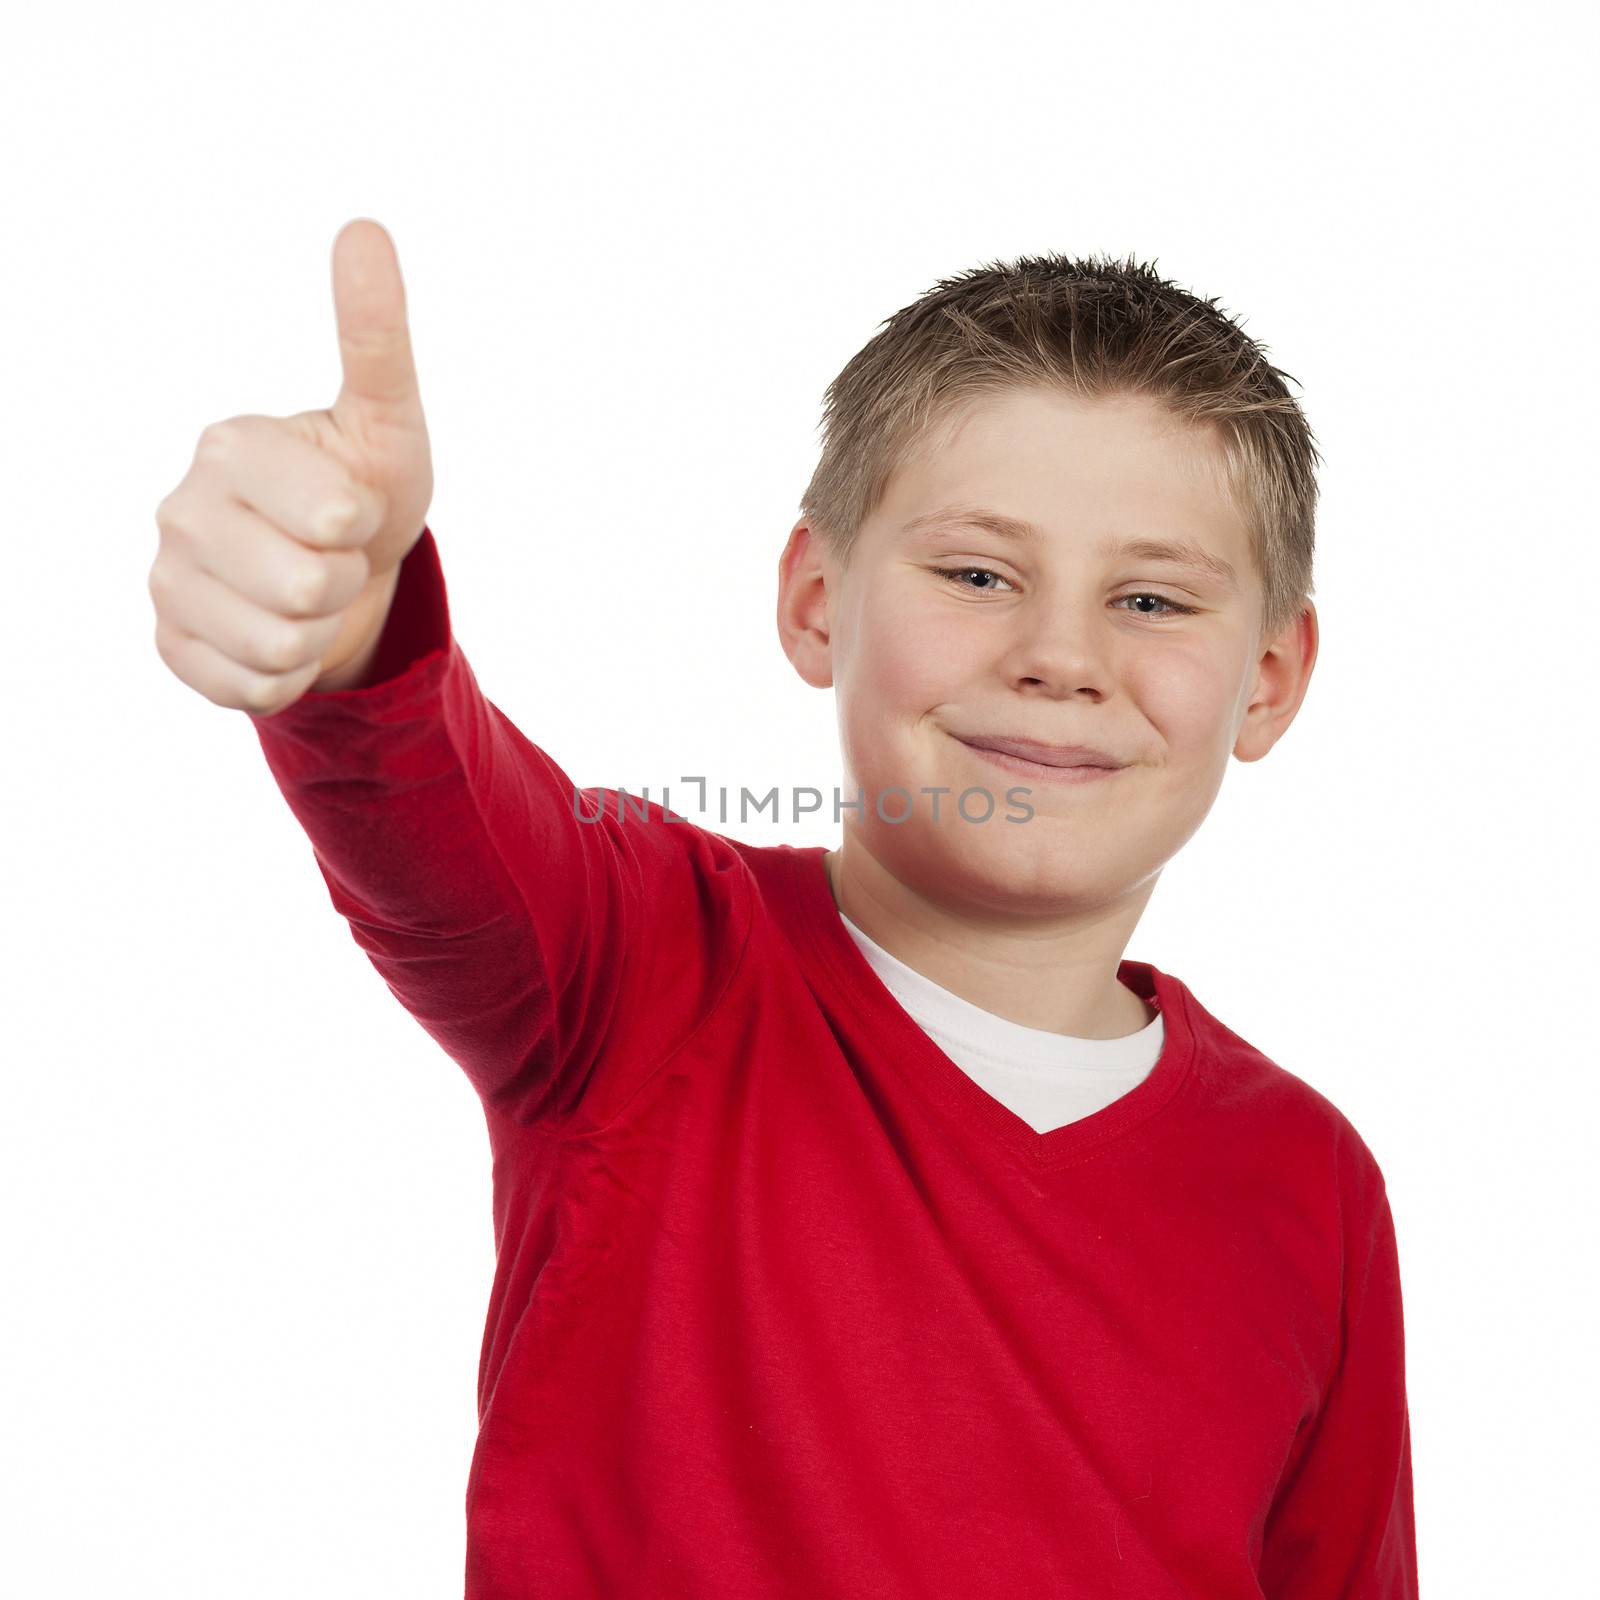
top-left (873, 388), bottom-right (1248, 567)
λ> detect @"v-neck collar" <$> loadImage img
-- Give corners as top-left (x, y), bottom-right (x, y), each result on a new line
top-left (779, 844), bottom-right (1198, 1172)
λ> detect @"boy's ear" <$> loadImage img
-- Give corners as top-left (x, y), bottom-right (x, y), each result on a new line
top-left (1233, 600), bottom-right (1320, 763)
top-left (776, 518), bottom-right (836, 689)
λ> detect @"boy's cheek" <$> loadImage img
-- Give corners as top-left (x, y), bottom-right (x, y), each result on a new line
top-left (878, 624), bottom-right (983, 706)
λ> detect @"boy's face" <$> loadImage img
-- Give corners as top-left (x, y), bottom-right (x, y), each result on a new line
top-left (778, 385), bottom-right (1318, 923)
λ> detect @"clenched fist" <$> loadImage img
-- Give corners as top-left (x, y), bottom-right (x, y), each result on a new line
top-left (149, 218), bottom-right (434, 714)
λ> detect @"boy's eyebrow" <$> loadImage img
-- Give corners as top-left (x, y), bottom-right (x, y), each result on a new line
top-left (901, 505), bottom-right (1241, 592)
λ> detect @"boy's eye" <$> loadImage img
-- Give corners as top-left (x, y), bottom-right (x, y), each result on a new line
top-left (1115, 593), bottom-right (1196, 617)
top-left (930, 566), bottom-right (1196, 616)
top-left (933, 565), bottom-right (1016, 594)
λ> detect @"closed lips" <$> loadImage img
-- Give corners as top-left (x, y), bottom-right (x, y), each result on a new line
top-left (955, 735), bottom-right (1122, 769)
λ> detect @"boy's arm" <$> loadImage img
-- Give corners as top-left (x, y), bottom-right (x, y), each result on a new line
top-left (1258, 1148), bottom-right (1419, 1598)
top-left (248, 525), bottom-right (752, 1127)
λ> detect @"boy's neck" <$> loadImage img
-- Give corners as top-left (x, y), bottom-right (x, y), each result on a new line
top-left (822, 844), bottom-right (1157, 1041)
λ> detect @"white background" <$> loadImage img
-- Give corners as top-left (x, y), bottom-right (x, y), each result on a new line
top-left (5, 1), bottom-right (1594, 1593)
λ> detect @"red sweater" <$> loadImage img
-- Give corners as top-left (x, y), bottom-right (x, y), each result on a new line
top-left (251, 526), bottom-right (1418, 1598)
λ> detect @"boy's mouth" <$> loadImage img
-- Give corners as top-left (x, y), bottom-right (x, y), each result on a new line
top-left (957, 741), bottom-right (1125, 785)
top-left (952, 733), bottom-right (1125, 771)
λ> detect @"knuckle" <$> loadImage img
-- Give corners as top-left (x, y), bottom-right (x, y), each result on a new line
top-left (154, 491), bottom-right (189, 536)
top-left (195, 420), bottom-right (239, 462)
top-left (260, 622), bottom-right (311, 674)
top-left (240, 672), bottom-right (282, 714)
top-left (282, 560), bottom-right (331, 617)
top-left (339, 327), bottom-right (397, 358)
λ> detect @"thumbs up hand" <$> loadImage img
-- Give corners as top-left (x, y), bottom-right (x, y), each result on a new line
top-left (150, 219), bottom-right (435, 714)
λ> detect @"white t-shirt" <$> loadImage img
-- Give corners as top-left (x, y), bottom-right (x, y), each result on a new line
top-left (839, 913), bottom-right (1163, 1134)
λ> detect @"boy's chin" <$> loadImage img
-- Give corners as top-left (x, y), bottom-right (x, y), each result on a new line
top-left (866, 819), bottom-right (1129, 909)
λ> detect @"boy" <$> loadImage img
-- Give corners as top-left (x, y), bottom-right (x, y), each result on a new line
top-left (150, 218), bottom-right (1418, 1596)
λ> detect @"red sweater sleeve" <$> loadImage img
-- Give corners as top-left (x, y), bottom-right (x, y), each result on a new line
top-left (247, 525), bottom-right (752, 1126)
top-left (1258, 1136), bottom-right (1419, 1597)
